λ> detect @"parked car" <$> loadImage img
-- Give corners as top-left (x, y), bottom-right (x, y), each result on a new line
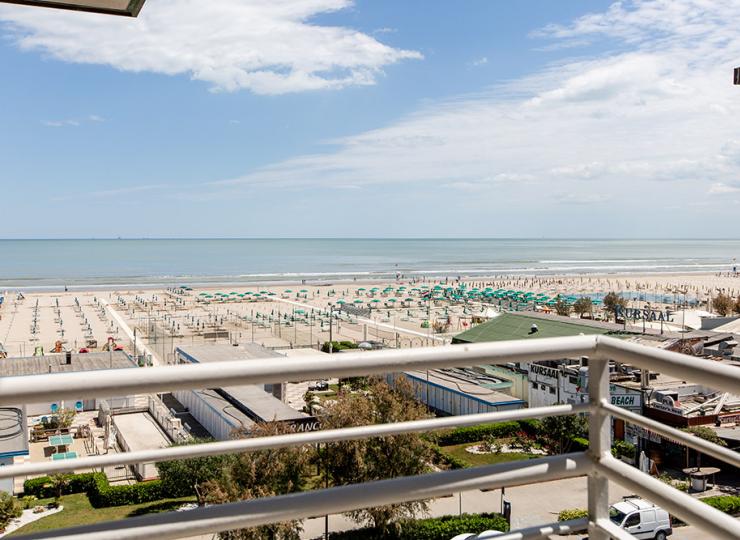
top-left (308, 380), bottom-right (329, 391)
top-left (608, 498), bottom-right (672, 539)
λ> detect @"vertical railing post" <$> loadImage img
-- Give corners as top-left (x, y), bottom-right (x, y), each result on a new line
top-left (587, 354), bottom-right (611, 540)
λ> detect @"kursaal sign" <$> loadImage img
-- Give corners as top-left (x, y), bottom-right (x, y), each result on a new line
top-left (615, 305), bottom-right (673, 322)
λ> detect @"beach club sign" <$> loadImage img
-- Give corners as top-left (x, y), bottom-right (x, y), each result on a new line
top-left (615, 305), bottom-right (673, 323)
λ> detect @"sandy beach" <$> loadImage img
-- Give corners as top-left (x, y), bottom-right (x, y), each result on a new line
top-left (2, 271), bottom-right (739, 363)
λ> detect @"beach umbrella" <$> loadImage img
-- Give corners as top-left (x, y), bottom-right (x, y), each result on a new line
top-left (354, 299), bottom-right (364, 303)
top-left (388, 298), bottom-right (397, 303)
top-left (198, 292), bottom-right (208, 296)
top-left (371, 299), bottom-right (381, 303)
top-left (336, 299), bottom-right (346, 304)
top-left (284, 289), bottom-right (292, 293)
top-left (295, 309), bottom-right (306, 314)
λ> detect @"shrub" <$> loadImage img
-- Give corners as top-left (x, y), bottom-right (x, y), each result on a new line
top-left (321, 341), bottom-right (358, 353)
top-left (23, 472), bottom-right (98, 499)
top-left (701, 495), bottom-right (740, 515)
top-left (570, 437), bottom-right (589, 451)
top-left (24, 472), bottom-right (165, 508)
top-left (558, 508), bottom-right (588, 521)
top-left (433, 421), bottom-right (521, 446)
top-left (0, 491), bottom-right (22, 530)
top-left (327, 513), bottom-right (509, 539)
top-left (87, 474), bottom-right (163, 508)
top-left (517, 419), bottom-right (542, 437)
top-left (611, 440), bottom-right (635, 460)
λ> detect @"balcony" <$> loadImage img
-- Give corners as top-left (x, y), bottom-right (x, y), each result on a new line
top-left (1, 335), bottom-right (738, 540)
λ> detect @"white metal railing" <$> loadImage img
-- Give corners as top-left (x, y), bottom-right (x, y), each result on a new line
top-left (2, 335), bottom-right (738, 540)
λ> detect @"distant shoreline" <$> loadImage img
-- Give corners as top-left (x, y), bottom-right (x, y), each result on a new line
top-left (2, 270), bottom-right (737, 294)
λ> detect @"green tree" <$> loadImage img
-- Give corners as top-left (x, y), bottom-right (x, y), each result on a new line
top-left (156, 438), bottom-right (233, 504)
top-left (554, 298), bottom-right (571, 317)
top-left (572, 297), bottom-right (593, 318)
top-left (603, 292), bottom-right (627, 321)
top-left (0, 491), bottom-right (21, 531)
top-left (682, 426), bottom-right (727, 447)
top-left (713, 293), bottom-right (734, 316)
top-left (318, 377), bottom-right (432, 533)
top-left (49, 474), bottom-right (71, 503)
top-left (541, 414), bottom-right (588, 455)
top-left (734, 296), bottom-right (740, 315)
top-left (202, 422), bottom-right (312, 540)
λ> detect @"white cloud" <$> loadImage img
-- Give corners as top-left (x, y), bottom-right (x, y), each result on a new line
top-left (43, 119), bottom-right (78, 127)
top-left (708, 183), bottom-right (740, 194)
top-left (204, 0), bottom-right (740, 219)
top-left (470, 56), bottom-right (488, 67)
top-left (0, 0), bottom-right (420, 95)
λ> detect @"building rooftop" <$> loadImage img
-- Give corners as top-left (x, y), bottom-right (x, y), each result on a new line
top-left (217, 385), bottom-right (307, 423)
top-left (0, 351), bottom-right (136, 377)
top-left (175, 343), bottom-right (308, 424)
top-left (175, 343), bottom-right (283, 364)
top-left (404, 369), bottom-right (525, 407)
top-left (452, 312), bottom-right (613, 344)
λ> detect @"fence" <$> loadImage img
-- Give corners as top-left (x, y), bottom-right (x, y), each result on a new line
top-left (1, 335), bottom-right (738, 540)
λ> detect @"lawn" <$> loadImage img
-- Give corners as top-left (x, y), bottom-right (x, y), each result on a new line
top-left (440, 443), bottom-right (538, 467)
top-left (8, 493), bottom-right (196, 537)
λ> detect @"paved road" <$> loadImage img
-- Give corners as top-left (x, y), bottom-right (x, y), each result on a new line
top-left (302, 477), bottom-right (633, 538)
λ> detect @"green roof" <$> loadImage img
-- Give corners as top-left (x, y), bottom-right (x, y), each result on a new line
top-left (452, 313), bottom-right (610, 344)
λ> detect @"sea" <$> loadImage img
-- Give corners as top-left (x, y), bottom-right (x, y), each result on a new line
top-left (1, 239), bottom-right (738, 291)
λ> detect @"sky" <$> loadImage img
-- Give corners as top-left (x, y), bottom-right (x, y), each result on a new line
top-left (1, 0), bottom-right (739, 239)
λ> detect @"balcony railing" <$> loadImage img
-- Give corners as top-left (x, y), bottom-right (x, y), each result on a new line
top-left (2, 335), bottom-right (738, 540)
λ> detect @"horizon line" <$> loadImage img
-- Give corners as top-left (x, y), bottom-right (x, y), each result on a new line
top-left (2, 237), bottom-right (740, 242)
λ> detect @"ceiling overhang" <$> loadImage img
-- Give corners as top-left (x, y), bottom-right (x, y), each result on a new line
top-left (0, 0), bottom-right (146, 17)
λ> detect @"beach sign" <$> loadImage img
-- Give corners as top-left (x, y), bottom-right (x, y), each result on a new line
top-left (615, 305), bottom-right (673, 322)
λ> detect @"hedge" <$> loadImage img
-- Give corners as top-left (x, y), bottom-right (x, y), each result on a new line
top-left (321, 341), bottom-right (358, 353)
top-left (557, 508), bottom-right (588, 521)
top-left (701, 495), bottom-right (740, 516)
top-left (328, 513), bottom-right (509, 539)
top-left (432, 421), bottom-right (522, 446)
top-left (24, 472), bottom-right (164, 508)
top-left (87, 474), bottom-right (164, 508)
top-left (23, 473), bottom-right (99, 499)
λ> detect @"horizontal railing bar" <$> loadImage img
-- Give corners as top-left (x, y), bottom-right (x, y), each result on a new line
top-left (595, 455), bottom-right (740, 540)
top-left (0, 336), bottom-right (598, 406)
top-left (491, 517), bottom-right (589, 539)
top-left (0, 403), bottom-right (592, 480)
top-left (602, 401), bottom-right (740, 469)
top-left (598, 336), bottom-right (740, 396)
top-left (595, 518), bottom-right (637, 540)
top-left (15, 453), bottom-right (591, 540)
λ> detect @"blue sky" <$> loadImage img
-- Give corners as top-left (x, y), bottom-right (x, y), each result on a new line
top-left (1, 0), bottom-right (739, 238)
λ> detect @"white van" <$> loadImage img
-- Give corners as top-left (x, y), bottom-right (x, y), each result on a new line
top-left (609, 498), bottom-right (673, 539)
